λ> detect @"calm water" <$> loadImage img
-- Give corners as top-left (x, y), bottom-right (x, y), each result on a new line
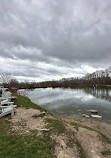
top-left (26, 88), bottom-right (111, 123)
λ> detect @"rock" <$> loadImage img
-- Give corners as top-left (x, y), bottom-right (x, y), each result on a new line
top-left (60, 140), bottom-right (65, 147)
top-left (81, 119), bottom-right (84, 122)
top-left (82, 114), bottom-right (90, 118)
top-left (36, 128), bottom-right (49, 132)
top-left (33, 112), bottom-right (46, 118)
top-left (87, 110), bottom-right (98, 113)
top-left (91, 115), bottom-right (102, 119)
top-left (38, 112), bottom-right (46, 117)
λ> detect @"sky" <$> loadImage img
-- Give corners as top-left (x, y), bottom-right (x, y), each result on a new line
top-left (0, 0), bottom-right (111, 82)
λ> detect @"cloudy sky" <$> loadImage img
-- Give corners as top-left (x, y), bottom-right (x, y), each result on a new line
top-left (0, 0), bottom-right (111, 82)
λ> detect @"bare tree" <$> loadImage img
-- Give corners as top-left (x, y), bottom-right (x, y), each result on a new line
top-left (0, 73), bottom-right (16, 84)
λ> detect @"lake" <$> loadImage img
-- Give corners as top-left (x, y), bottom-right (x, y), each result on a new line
top-left (26, 88), bottom-right (111, 123)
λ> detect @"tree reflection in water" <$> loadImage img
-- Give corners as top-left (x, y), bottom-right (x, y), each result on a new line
top-left (84, 88), bottom-right (111, 102)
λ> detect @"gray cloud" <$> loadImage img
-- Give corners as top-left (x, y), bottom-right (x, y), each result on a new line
top-left (0, 0), bottom-right (111, 81)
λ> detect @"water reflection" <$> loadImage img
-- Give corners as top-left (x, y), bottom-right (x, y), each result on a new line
top-left (27, 88), bottom-right (111, 123)
top-left (84, 88), bottom-right (111, 102)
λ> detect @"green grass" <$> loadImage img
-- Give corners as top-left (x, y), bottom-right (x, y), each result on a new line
top-left (70, 122), bottom-right (110, 143)
top-left (0, 93), bottom-right (57, 158)
top-left (70, 122), bottom-right (95, 131)
top-left (0, 118), bottom-right (11, 136)
top-left (75, 138), bottom-right (86, 158)
top-left (98, 132), bottom-right (110, 143)
top-left (2, 91), bottom-right (110, 158)
top-left (12, 93), bottom-right (47, 112)
top-left (46, 118), bottom-right (66, 134)
top-left (0, 134), bottom-right (56, 158)
top-left (0, 118), bottom-right (56, 158)
top-left (101, 150), bottom-right (111, 156)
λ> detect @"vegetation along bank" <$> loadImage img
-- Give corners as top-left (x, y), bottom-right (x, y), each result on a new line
top-left (0, 92), bottom-right (111, 158)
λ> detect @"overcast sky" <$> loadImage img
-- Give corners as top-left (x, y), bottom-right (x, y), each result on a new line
top-left (0, 0), bottom-right (111, 82)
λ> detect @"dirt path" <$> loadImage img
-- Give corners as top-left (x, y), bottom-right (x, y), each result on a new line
top-left (65, 121), bottom-right (111, 158)
top-left (12, 107), bottom-right (52, 134)
top-left (11, 107), bottom-right (111, 158)
top-left (11, 107), bottom-right (79, 158)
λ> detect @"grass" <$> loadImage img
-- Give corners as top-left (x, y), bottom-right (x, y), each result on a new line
top-left (98, 132), bottom-right (110, 143)
top-left (1, 91), bottom-right (110, 158)
top-left (0, 117), bottom-right (56, 158)
top-left (75, 138), bottom-right (86, 158)
top-left (0, 134), bottom-right (56, 158)
top-left (0, 92), bottom-right (57, 158)
top-left (70, 121), bottom-right (110, 143)
top-left (46, 118), bottom-right (86, 158)
top-left (70, 122), bottom-right (95, 131)
top-left (46, 118), bottom-right (66, 134)
top-left (0, 118), bottom-right (11, 136)
top-left (101, 150), bottom-right (111, 156)
top-left (12, 93), bottom-right (47, 112)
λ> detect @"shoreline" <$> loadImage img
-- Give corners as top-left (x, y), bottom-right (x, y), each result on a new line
top-left (57, 114), bottom-right (111, 139)
top-left (18, 91), bottom-right (111, 139)
top-left (1, 92), bottom-right (111, 158)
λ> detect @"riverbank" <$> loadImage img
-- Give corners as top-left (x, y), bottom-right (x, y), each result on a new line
top-left (0, 93), bottom-right (111, 158)
top-left (57, 114), bottom-right (111, 139)
top-left (26, 87), bottom-right (111, 124)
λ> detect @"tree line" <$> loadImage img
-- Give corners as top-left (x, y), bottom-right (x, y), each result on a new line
top-left (36, 76), bottom-right (111, 88)
top-left (0, 73), bottom-right (111, 91)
